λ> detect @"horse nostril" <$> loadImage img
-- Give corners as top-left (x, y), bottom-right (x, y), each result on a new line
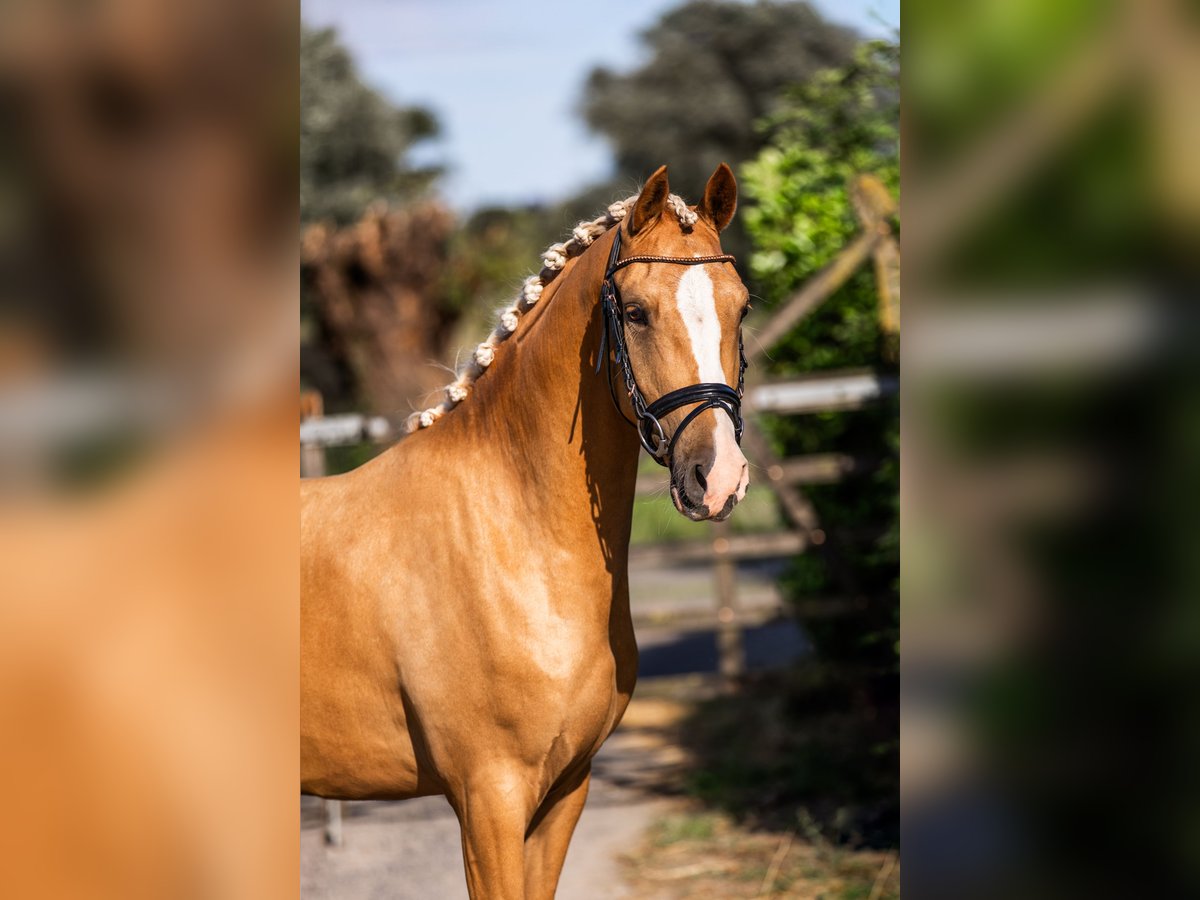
top-left (693, 465), bottom-right (707, 492)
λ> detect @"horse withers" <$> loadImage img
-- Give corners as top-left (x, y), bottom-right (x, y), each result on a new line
top-left (301, 164), bottom-right (750, 899)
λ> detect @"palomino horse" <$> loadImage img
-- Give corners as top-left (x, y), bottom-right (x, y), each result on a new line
top-left (301, 164), bottom-right (751, 898)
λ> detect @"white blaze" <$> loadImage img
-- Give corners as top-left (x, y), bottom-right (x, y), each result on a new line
top-left (674, 266), bottom-right (738, 446)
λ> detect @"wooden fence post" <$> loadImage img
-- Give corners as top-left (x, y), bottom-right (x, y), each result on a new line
top-left (323, 798), bottom-right (343, 847)
top-left (750, 230), bottom-right (882, 358)
top-left (850, 174), bottom-right (900, 338)
top-left (300, 391), bottom-right (328, 480)
top-left (712, 520), bottom-right (744, 689)
top-left (300, 443), bottom-right (326, 479)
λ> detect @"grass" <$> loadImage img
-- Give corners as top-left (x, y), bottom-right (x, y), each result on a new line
top-left (652, 813), bottom-right (720, 846)
top-left (624, 810), bottom-right (899, 899)
top-left (677, 667), bottom-right (899, 847)
top-left (617, 668), bottom-right (898, 898)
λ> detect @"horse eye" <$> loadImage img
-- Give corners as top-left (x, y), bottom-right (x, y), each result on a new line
top-left (739, 304), bottom-right (751, 321)
top-left (624, 305), bottom-right (647, 325)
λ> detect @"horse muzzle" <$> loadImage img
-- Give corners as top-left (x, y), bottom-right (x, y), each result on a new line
top-left (669, 441), bottom-right (749, 522)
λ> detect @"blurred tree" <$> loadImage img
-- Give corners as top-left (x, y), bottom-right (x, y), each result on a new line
top-left (300, 24), bottom-right (458, 419)
top-left (904, 4), bottom-right (1198, 895)
top-left (582, 0), bottom-right (858, 202)
top-left (436, 2), bottom-right (865, 352)
top-left (301, 25), bottom-right (440, 226)
top-left (744, 40), bottom-right (899, 316)
top-left (672, 38), bottom-right (897, 849)
top-left (744, 38), bottom-right (899, 664)
top-left (302, 204), bottom-right (458, 417)
top-left (439, 185), bottom-right (625, 338)
top-left (735, 39), bottom-right (899, 839)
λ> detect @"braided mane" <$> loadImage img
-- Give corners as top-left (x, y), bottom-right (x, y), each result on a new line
top-left (404, 192), bottom-right (699, 433)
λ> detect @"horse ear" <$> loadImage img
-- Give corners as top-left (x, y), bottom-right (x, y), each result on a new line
top-left (699, 163), bottom-right (738, 232)
top-left (629, 165), bottom-right (670, 235)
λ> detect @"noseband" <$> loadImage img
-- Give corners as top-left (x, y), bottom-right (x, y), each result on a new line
top-left (595, 228), bottom-right (747, 467)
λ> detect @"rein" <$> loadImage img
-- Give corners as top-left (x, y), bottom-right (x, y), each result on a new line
top-left (596, 227), bottom-right (747, 467)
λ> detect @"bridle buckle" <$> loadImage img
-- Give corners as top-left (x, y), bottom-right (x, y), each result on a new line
top-left (638, 415), bottom-right (669, 461)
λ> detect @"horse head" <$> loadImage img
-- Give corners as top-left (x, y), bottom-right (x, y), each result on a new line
top-left (608, 164), bottom-right (750, 521)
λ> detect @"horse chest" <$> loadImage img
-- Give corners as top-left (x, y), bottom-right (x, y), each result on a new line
top-left (509, 598), bottom-right (635, 774)
top-left (412, 572), bottom-right (632, 775)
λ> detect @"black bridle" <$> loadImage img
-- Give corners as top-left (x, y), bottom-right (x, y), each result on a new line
top-left (595, 227), bottom-right (747, 467)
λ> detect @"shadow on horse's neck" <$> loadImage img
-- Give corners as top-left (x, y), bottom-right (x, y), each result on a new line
top-left (455, 229), bottom-right (641, 574)
top-left (572, 255), bottom-right (642, 576)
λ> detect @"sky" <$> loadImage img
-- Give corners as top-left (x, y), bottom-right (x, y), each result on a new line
top-left (301, 0), bottom-right (900, 211)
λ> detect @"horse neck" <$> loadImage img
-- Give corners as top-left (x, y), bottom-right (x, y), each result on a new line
top-left (449, 228), bottom-right (642, 561)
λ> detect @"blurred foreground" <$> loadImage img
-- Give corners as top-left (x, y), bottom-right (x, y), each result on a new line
top-left (904, 0), bottom-right (1200, 896)
top-left (0, 1), bottom-right (298, 897)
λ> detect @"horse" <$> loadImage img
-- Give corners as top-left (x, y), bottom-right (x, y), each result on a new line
top-left (300, 163), bottom-right (751, 899)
